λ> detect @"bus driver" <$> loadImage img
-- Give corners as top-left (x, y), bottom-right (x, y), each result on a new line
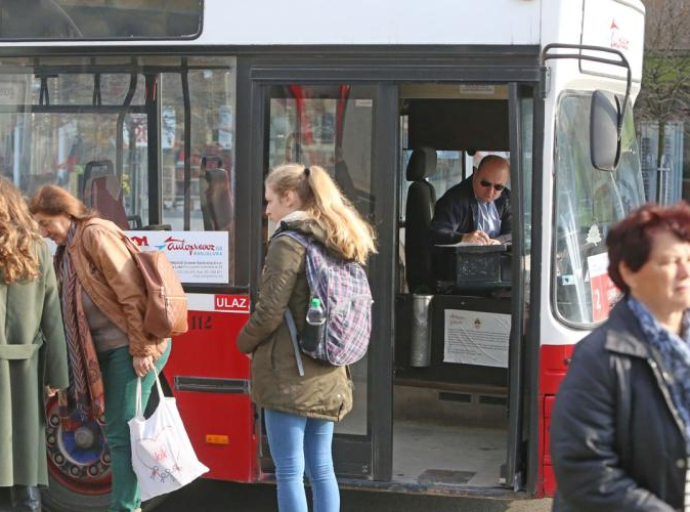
top-left (428, 155), bottom-right (511, 284)
top-left (429, 154), bottom-right (511, 247)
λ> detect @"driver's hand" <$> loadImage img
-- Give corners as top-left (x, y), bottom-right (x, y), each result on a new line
top-left (462, 230), bottom-right (491, 245)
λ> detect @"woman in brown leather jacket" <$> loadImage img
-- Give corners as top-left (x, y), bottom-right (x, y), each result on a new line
top-left (237, 164), bottom-right (375, 512)
top-left (29, 185), bottom-right (170, 512)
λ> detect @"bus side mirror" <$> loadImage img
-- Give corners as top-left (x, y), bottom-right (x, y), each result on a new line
top-left (590, 90), bottom-right (620, 172)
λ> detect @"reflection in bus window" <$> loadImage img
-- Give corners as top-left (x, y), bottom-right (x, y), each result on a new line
top-left (521, 97), bottom-right (533, 303)
top-left (267, 85), bottom-right (375, 222)
top-left (0, 55), bottom-right (239, 285)
top-left (159, 62), bottom-right (237, 234)
top-left (553, 92), bottom-right (644, 326)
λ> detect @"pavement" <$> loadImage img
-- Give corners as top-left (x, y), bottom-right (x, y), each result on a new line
top-left (155, 478), bottom-right (553, 512)
top-left (0, 477), bottom-right (552, 511)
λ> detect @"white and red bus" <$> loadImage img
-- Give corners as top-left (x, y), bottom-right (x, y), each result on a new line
top-left (0, 0), bottom-right (645, 509)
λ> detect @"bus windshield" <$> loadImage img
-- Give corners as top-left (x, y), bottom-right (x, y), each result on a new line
top-left (553, 91), bottom-right (644, 326)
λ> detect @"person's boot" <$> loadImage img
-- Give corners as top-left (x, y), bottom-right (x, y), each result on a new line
top-left (10, 486), bottom-right (41, 512)
top-left (0, 487), bottom-right (13, 512)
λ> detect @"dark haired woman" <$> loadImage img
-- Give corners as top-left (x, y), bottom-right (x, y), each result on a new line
top-left (551, 202), bottom-right (690, 511)
top-left (29, 185), bottom-right (170, 512)
top-left (0, 178), bottom-right (68, 512)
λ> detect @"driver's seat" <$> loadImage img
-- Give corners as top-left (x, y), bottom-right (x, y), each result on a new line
top-left (404, 147), bottom-right (437, 293)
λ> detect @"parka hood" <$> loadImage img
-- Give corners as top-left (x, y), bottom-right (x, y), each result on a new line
top-left (276, 212), bottom-right (347, 259)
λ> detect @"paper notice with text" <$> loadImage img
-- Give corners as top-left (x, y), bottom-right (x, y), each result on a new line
top-left (443, 309), bottom-right (511, 367)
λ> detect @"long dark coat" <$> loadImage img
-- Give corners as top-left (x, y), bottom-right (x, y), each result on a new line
top-left (0, 241), bottom-right (69, 487)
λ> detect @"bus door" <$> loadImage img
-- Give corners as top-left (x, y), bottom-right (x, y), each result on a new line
top-left (0, 55), bottom-right (255, 510)
top-left (393, 82), bottom-right (535, 492)
top-left (255, 83), bottom-right (398, 480)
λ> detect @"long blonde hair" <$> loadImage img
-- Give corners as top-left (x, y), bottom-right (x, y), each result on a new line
top-left (0, 177), bottom-right (43, 284)
top-left (266, 164), bottom-right (376, 264)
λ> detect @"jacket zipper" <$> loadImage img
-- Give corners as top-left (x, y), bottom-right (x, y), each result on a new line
top-left (646, 356), bottom-right (689, 450)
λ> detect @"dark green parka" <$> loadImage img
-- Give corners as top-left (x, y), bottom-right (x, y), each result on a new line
top-left (0, 241), bottom-right (69, 487)
top-left (237, 217), bottom-right (353, 421)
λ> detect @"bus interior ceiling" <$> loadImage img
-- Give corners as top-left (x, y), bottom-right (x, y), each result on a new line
top-left (393, 84), bottom-right (512, 488)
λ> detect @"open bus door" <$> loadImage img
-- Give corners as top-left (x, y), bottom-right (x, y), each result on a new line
top-left (252, 63), bottom-right (538, 492)
top-left (256, 82), bottom-right (396, 479)
top-left (392, 82), bottom-right (535, 493)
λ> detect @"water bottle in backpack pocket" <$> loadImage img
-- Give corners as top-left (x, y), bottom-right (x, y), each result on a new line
top-left (302, 297), bottom-right (326, 352)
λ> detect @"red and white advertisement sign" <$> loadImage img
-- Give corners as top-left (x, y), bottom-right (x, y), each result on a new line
top-left (588, 252), bottom-right (621, 322)
top-left (127, 230), bottom-right (229, 284)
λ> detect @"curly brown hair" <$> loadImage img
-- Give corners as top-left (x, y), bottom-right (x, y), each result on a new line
top-left (0, 177), bottom-right (43, 284)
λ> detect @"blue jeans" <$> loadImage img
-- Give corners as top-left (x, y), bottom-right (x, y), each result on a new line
top-left (264, 409), bottom-right (339, 512)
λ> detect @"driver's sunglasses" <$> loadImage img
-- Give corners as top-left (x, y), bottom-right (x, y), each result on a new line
top-left (479, 179), bottom-right (506, 192)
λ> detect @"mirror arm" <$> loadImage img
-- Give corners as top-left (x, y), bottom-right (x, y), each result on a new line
top-left (540, 43), bottom-right (632, 137)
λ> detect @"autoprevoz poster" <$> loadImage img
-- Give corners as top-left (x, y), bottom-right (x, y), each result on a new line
top-left (127, 231), bottom-right (229, 284)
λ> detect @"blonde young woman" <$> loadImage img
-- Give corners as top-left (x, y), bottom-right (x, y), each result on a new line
top-left (237, 164), bottom-right (376, 512)
top-left (0, 178), bottom-right (68, 512)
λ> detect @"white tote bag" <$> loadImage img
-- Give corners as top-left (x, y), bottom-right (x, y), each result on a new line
top-left (128, 373), bottom-right (209, 501)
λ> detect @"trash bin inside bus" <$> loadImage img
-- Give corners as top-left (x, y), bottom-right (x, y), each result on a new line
top-left (395, 293), bottom-right (433, 370)
top-left (409, 294), bottom-right (433, 367)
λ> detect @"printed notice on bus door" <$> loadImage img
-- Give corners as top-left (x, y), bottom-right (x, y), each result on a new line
top-left (443, 310), bottom-right (511, 367)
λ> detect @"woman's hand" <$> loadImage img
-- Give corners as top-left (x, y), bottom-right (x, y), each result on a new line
top-left (133, 355), bottom-right (155, 377)
top-left (45, 386), bottom-right (60, 397)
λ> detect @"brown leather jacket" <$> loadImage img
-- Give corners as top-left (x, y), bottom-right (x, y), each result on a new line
top-left (68, 218), bottom-right (167, 360)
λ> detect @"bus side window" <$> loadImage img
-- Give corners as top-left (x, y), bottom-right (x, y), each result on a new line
top-left (82, 159), bottom-right (130, 230)
top-left (200, 167), bottom-right (233, 232)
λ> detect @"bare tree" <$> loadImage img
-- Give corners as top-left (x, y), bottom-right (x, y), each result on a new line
top-left (636, 0), bottom-right (690, 200)
top-left (637, 0), bottom-right (690, 122)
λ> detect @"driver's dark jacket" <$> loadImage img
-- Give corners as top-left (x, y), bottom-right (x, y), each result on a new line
top-left (428, 177), bottom-right (511, 281)
top-left (551, 300), bottom-right (687, 512)
top-left (428, 177), bottom-right (511, 245)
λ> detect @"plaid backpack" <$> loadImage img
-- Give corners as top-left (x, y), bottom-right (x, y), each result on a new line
top-left (278, 230), bottom-right (372, 374)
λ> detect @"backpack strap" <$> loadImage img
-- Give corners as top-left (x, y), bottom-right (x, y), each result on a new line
top-left (274, 229), bottom-right (310, 248)
top-left (276, 229), bottom-right (310, 376)
top-left (284, 310), bottom-right (305, 377)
